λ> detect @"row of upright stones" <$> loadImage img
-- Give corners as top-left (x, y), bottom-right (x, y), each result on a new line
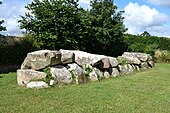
top-left (17, 49), bottom-right (154, 89)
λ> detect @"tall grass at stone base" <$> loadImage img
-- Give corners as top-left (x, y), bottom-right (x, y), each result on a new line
top-left (154, 49), bottom-right (170, 63)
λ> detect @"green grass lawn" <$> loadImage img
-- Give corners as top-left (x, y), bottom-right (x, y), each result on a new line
top-left (0, 63), bottom-right (170, 113)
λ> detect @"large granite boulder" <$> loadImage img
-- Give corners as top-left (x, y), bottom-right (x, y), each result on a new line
top-left (94, 68), bottom-right (104, 81)
top-left (118, 64), bottom-right (133, 75)
top-left (17, 69), bottom-right (47, 86)
top-left (89, 69), bottom-right (99, 81)
top-left (122, 52), bottom-right (152, 62)
top-left (104, 71), bottom-right (111, 78)
top-left (93, 57), bottom-right (110, 70)
top-left (59, 50), bottom-right (118, 68)
top-left (72, 50), bottom-right (107, 66)
top-left (50, 66), bottom-right (72, 84)
top-left (26, 81), bottom-right (49, 89)
top-left (21, 50), bottom-right (61, 70)
top-left (67, 63), bottom-right (86, 84)
top-left (121, 56), bottom-right (141, 65)
top-left (59, 49), bottom-right (75, 64)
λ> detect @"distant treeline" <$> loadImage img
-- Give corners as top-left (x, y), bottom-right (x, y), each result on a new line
top-left (124, 34), bottom-right (170, 56)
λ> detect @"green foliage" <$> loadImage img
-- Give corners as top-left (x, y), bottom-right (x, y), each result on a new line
top-left (83, 64), bottom-right (93, 76)
top-left (19, 0), bottom-right (127, 57)
top-left (70, 70), bottom-right (76, 80)
top-left (125, 34), bottom-right (170, 56)
top-left (117, 56), bottom-right (127, 65)
top-left (43, 66), bottom-right (54, 84)
top-left (19, 0), bottom-right (84, 50)
top-left (97, 72), bottom-right (104, 81)
top-left (0, 20), bottom-right (6, 31)
top-left (82, 0), bottom-right (128, 56)
top-left (0, 36), bottom-right (37, 65)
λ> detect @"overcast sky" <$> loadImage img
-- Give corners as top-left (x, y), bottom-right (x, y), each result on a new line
top-left (0, 0), bottom-right (170, 37)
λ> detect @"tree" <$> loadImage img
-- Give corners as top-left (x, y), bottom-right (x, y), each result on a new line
top-left (0, 1), bottom-right (6, 32)
top-left (84, 0), bottom-right (127, 56)
top-left (140, 31), bottom-right (151, 37)
top-left (19, 0), bottom-right (127, 56)
top-left (19, 0), bottom-right (84, 50)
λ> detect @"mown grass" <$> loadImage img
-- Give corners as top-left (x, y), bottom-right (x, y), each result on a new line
top-left (0, 63), bottom-right (170, 113)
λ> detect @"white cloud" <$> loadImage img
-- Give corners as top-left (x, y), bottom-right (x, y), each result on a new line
top-left (0, 0), bottom-right (91, 36)
top-left (124, 2), bottom-right (170, 36)
top-left (149, 0), bottom-right (170, 7)
top-left (0, 1), bottom-right (26, 36)
top-left (0, 18), bottom-right (25, 36)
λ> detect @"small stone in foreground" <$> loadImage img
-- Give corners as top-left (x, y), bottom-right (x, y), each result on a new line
top-left (26, 81), bottom-right (49, 89)
top-left (17, 69), bottom-right (47, 86)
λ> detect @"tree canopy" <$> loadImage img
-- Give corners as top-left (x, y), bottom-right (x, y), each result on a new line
top-left (140, 31), bottom-right (151, 37)
top-left (19, 0), bottom-right (127, 56)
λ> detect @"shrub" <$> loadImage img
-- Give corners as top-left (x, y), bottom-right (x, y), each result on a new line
top-left (117, 56), bottom-right (127, 65)
top-left (0, 36), bottom-right (37, 65)
top-left (154, 50), bottom-right (170, 63)
top-left (43, 66), bottom-right (54, 85)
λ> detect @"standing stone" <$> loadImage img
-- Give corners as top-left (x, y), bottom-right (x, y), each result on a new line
top-left (131, 64), bottom-right (136, 70)
top-left (128, 64), bottom-right (134, 73)
top-left (147, 61), bottom-right (154, 67)
top-left (67, 63), bottom-right (86, 84)
top-left (89, 70), bottom-right (99, 81)
top-left (49, 80), bottom-right (55, 86)
top-left (50, 66), bottom-right (72, 84)
top-left (111, 68), bottom-right (120, 77)
top-left (26, 81), bottom-right (49, 89)
top-left (104, 71), bottom-right (111, 78)
top-left (135, 65), bottom-right (140, 72)
top-left (21, 50), bottom-right (61, 70)
top-left (94, 67), bottom-right (104, 81)
top-left (17, 69), bottom-right (47, 86)
top-left (140, 62), bottom-right (149, 70)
